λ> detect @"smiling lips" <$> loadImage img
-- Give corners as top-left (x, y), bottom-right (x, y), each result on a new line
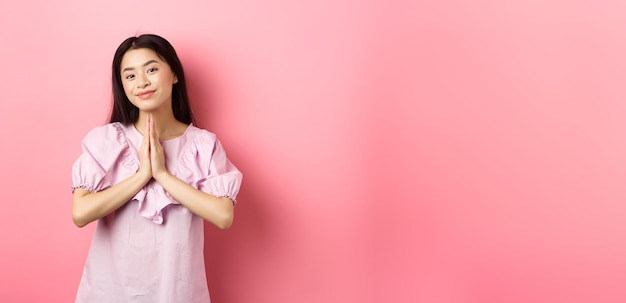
top-left (137, 90), bottom-right (155, 99)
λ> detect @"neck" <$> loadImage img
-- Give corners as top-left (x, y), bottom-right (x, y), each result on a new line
top-left (135, 111), bottom-right (180, 139)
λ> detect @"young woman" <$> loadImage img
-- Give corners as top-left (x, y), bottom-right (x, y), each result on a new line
top-left (71, 34), bottom-right (242, 302)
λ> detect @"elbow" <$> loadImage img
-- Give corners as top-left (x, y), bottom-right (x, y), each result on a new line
top-left (72, 192), bottom-right (92, 228)
top-left (72, 213), bottom-right (88, 228)
top-left (71, 207), bottom-right (90, 228)
top-left (217, 222), bottom-right (232, 230)
top-left (216, 213), bottom-right (234, 230)
top-left (214, 206), bottom-right (234, 230)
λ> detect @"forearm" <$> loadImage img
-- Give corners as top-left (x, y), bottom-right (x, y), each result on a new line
top-left (72, 172), bottom-right (150, 227)
top-left (154, 172), bottom-right (234, 229)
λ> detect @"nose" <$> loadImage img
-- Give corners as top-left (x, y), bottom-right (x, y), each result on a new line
top-left (137, 75), bottom-right (150, 88)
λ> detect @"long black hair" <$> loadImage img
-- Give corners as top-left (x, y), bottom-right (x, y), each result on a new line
top-left (109, 34), bottom-right (194, 124)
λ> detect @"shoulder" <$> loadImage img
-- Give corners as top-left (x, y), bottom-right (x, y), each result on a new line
top-left (76, 123), bottom-right (137, 170)
top-left (177, 125), bottom-right (235, 175)
top-left (83, 122), bottom-right (124, 139)
top-left (81, 122), bottom-right (128, 149)
top-left (180, 125), bottom-right (228, 162)
top-left (186, 124), bottom-right (218, 146)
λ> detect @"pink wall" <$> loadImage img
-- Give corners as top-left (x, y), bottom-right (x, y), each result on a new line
top-left (1, 1), bottom-right (625, 302)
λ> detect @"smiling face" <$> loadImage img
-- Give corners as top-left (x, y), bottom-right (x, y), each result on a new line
top-left (120, 48), bottom-right (178, 113)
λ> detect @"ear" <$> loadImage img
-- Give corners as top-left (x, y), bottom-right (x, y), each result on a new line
top-left (173, 74), bottom-right (179, 84)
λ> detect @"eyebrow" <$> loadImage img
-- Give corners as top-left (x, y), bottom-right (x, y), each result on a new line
top-left (122, 60), bottom-right (159, 72)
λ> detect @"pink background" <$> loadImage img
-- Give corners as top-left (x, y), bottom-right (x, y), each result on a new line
top-left (1, 1), bottom-right (625, 302)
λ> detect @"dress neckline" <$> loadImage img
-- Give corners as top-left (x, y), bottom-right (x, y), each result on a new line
top-left (129, 123), bottom-right (193, 143)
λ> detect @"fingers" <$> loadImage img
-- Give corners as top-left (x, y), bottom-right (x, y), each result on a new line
top-left (146, 116), bottom-right (152, 154)
top-left (150, 117), bottom-right (162, 158)
top-left (149, 114), bottom-right (158, 148)
top-left (136, 115), bottom-right (152, 180)
top-left (148, 114), bottom-right (153, 144)
top-left (147, 114), bottom-right (150, 139)
top-left (140, 116), bottom-right (149, 153)
top-left (147, 114), bottom-right (168, 177)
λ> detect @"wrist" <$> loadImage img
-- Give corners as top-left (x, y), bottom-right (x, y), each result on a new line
top-left (135, 169), bottom-right (152, 184)
top-left (153, 170), bottom-right (172, 183)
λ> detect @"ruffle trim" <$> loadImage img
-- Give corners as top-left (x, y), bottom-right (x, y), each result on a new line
top-left (71, 184), bottom-right (99, 194)
top-left (72, 123), bottom-right (241, 224)
top-left (121, 124), bottom-right (240, 224)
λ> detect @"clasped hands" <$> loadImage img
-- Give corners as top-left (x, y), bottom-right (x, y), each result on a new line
top-left (137, 114), bottom-right (170, 183)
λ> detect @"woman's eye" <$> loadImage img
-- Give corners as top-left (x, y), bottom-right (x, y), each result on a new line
top-left (147, 67), bottom-right (158, 73)
top-left (125, 74), bottom-right (135, 80)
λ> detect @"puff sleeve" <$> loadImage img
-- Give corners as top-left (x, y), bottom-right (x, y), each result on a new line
top-left (71, 147), bottom-right (110, 193)
top-left (71, 123), bottom-right (137, 194)
top-left (178, 130), bottom-right (242, 205)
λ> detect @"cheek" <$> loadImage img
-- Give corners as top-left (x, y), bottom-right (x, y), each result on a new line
top-left (122, 82), bottom-right (133, 96)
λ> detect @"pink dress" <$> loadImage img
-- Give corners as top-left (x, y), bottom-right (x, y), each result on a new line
top-left (71, 122), bottom-right (242, 303)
